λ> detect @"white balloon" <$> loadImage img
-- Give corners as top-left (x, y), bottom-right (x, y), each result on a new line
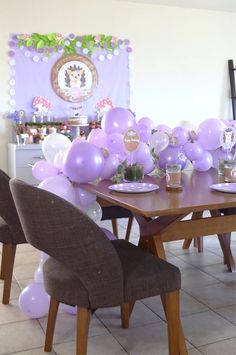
top-left (84, 202), bottom-right (102, 222)
top-left (178, 120), bottom-right (197, 132)
top-left (42, 133), bottom-right (71, 163)
top-left (150, 131), bottom-right (169, 153)
top-left (53, 151), bottom-right (65, 170)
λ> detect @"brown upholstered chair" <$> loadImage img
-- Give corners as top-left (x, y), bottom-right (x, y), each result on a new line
top-left (10, 179), bottom-right (185, 355)
top-left (0, 170), bottom-right (26, 304)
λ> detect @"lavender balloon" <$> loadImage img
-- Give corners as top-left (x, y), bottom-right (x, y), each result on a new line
top-left (63, 141), bottom-right (104, 183)
top-left (74, 186), bottom-right (96, 208)
top-left (134, 142), bottom-right (151, 164)
top-left (158, 146), bottom-right (188, 171)
top-left (100, 154), bottom-right (120, 180)
top-left (136, 123), bottom-right (152, 143)
top-left (183, 141), bottom-right (203, 161)
top-left (172, 126), bottom-right (189, 146)
top-left (101, 107), bottom-right (136, 134)
top-left (38, 175), bottom-right (75, 204)
top-left (32, 160), bottom-right (59, 181)
top-left (19, 282), bottom-right (50, 319)
top-left (193, 151), bottom-right (213, 171)
top-left (34, 263), bottom-right (44, 283)
top-left (101, 227), bottom-right (116, 240)
top-left (63, 304), bottom-right (77, 315)
top-left (40, 251), bottom-right (49, 263)
top-left (106, 133), bottom-right (126, 155)
top-left (87, 128), bottom-right (107, 148)
top-left (197, 118), bottom-right (226, 150)
top-left (143, 157), bottom-right (155, 175)
top-left (137, 117), bottom-right (155, 130)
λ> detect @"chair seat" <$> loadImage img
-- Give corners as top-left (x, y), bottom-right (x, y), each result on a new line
top-left (43, 240), bottom-right (181, 308)
top-left (112, 239), bottom-right (181, 302)
top-left (0, 217), bottom-right (12, 244)
top-left (43, 257), bottom-right (90, 308)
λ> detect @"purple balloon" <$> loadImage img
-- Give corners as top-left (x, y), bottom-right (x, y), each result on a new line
top-left (34, 263), bottom-right (44, 283)
top-left (38, 175), bottom-right (75, 203)
top-left (136, 123), bottom-right (152, 143)
top-left (19, 282), bottom-right (50, 319)
top-left (134, 142), bottom-right (151, 164)
top-left (137, 117), bottom-right (155, 130)
top-left (87, 128), bottom-right (108, 148)
top-left (101, 107), bottom-right (136, 134)
top-left (63, 304), bottom-right (77, 315)
top-left (158, 146), bottom-right (188, 171)
top-left (183, 141), bottom-right (203, 161)
top-left (172, 126), bottom-right (189, 146)
top-left (63, 141), bottom-right (105, 183)
top-left (101, 227), bottom-right (116, 240)
top-left (193, 151), bottom-right (213, 171)
top-left (40, 251), bottom-right (49, 263)
top-left (32, 160), bottom-right (59, 181)
top-left (143, 157), bottom-right (155, 175)
top-left (197, 118), bottom-right (226, 150)
top-left (74, 186), bottom-right (96, 207)
top-left (100, 154), bottom-right (120, 180)
top-left (106, 133), bottom-right (126, 155)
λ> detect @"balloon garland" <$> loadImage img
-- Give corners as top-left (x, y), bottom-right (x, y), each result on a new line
top-left (24, 108), bottom-right (236, 319)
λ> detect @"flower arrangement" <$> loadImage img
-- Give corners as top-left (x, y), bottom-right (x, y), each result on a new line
top-left (113, 161), bottom-right (144, 183)
top-left (16, 33), bottom-right (131, 57)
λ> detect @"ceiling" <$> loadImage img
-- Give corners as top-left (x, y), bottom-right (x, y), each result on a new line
top-left (117, 0), bottom-right (236, 13)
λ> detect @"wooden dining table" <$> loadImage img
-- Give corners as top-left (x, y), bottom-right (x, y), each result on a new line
top-left (81, 168), bottom-right (236, 272)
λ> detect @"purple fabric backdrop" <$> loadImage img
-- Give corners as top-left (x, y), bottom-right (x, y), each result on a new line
top-left (9, 38), bottom-right (131, 122)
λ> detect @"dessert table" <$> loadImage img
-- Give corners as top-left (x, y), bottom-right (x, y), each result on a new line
top-left (81, 168), bottom-right (236, 272)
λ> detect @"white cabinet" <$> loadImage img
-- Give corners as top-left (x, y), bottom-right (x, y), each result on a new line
top-left (8, 143), bottom-right (44, 185)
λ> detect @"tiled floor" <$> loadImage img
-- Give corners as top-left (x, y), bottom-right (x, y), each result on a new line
top-left (0, 219), bottom-right (236, 355)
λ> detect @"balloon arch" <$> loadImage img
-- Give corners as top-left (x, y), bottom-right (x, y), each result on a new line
top-left (19, 107), bottom-right (236, 318)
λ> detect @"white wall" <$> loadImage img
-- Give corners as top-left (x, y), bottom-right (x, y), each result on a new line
top-left (1, 0), bottom-right (236, 170)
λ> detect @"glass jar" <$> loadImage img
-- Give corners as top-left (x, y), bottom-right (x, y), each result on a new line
top-left (224, 160), bottom-right (236, 182)
top-left (123, 164), bottom-right (144, 182)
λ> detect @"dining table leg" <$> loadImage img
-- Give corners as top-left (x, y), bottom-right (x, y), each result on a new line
top-left (182, 212), bottom-right (204, 251)
top-left (210, 210), bottom-right (236, 272)
top-left (217, 233), bottom-right (235, 272)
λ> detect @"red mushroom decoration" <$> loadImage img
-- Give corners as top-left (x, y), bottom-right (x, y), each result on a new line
top-left (32, 96), bottom-right (52, 112)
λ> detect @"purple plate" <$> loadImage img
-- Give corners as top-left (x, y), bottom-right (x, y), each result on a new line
top-left (108, 182), bottom-right (159, 193)
top-left (210, 183), bottom-right (236, 193)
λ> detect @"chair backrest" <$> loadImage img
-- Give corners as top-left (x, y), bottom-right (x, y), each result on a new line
top-left (0, 170), bottom-right (26, 243)
top-left (10, 179), bottom-right (124, 309)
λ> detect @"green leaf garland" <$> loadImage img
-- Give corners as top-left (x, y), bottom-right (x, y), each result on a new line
top-left (17, 32), bottom-right (121, 57)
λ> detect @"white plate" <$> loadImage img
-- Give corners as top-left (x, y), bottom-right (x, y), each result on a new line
top-left (210, 183), bottom-right (236, 193)
top-left (108, 182), bottom-right (159, 193)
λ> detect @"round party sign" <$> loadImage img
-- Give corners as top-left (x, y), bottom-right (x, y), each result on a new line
top-left (220, 127), bottom-right (236, 152)
top-left (123, 128), bottom-right (140, 152)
